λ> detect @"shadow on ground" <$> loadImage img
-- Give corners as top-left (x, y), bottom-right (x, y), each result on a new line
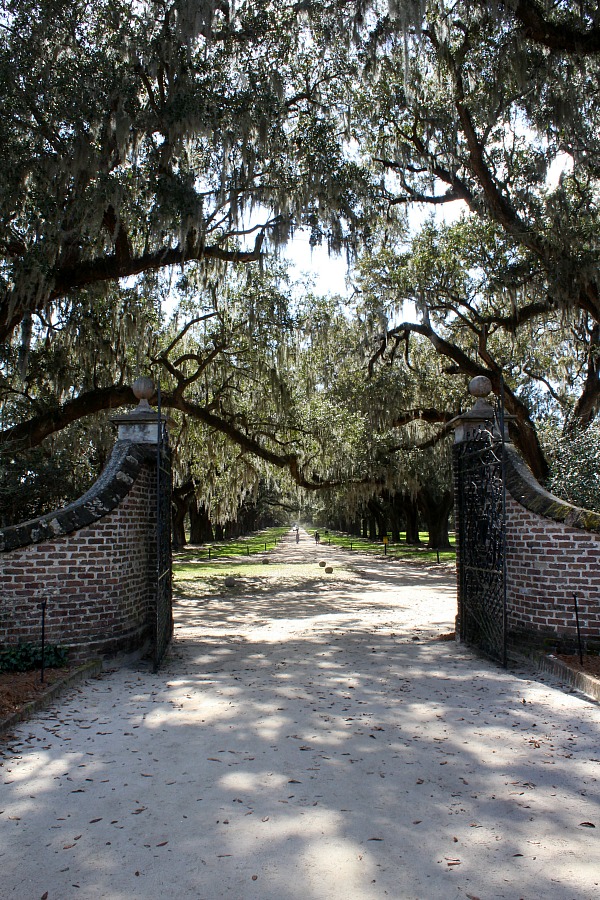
top-left (1, 548), bottom-right (598, 899)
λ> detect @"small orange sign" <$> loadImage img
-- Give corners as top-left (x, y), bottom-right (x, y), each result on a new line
top-left (382, 536), bottom-right (389, 544)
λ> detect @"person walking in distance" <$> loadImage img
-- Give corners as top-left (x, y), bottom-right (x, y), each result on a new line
top-left (296, 528), bottom-right (300, 544)
top-left (314, 531), bottom-right (320, 544)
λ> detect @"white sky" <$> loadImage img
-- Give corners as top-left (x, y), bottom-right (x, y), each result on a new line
top-left (284, 148), bottom-right (574, 300)
top-left (281, 197), bottom-right (468, 302)
top-left (281, 231), bottom-right (352, 296)
top-left (162, 152), bottom-right (572, 318)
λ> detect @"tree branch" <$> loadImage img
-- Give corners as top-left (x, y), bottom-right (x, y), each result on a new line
top-left (0, 229), bottom-right (269, 344)
top-left (505, 0), bottom-right (600, 54)
top-left (390, 408), bottom-right (455, 428)
top-left (371, 319), bottom-right (549, 480)
top-left (0, 384), bottom-right (366, 492)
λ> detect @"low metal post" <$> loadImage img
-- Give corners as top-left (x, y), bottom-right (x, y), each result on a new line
top-left (40, 598), bottom-right (47, 683)
top-left (573, 593), bottom-right (584, 665)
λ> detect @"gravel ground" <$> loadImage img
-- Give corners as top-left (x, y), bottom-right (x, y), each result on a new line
top-left (1, 530), bottom-right (598, 900)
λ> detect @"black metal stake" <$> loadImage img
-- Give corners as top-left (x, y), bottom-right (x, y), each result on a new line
top-left (573, 593), bottom-right (584, 665)
top-left (437, 549), bottom-right (440, 564)
top-left (40, 598), bottom-right (47, 683)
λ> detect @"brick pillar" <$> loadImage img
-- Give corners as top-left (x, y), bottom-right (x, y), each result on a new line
top-left (0, 377), bottom-right (172, 663)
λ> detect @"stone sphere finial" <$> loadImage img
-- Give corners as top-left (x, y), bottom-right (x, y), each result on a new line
top-left (132, 376), bottom-right (155, 411)
top-left (468, 375), bottom-right (493, 398)
top-left (133, 376), bottom-right (155, 401)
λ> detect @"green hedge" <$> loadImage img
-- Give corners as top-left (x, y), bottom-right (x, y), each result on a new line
top-left (0, 642), bottom-right (69, 673)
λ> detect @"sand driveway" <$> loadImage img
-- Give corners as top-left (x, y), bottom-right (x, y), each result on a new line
top-left (1, 530), bottom-right (598, 899)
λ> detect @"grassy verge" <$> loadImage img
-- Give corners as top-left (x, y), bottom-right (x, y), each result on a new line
top-left (174, 560), bottom-right (304, 580)
top-left (308, 529), bottom-right (456, 564)
top-left (174, 525), bottom-right (289, 565)
top-left (172, 554), bottom-right (348, 600)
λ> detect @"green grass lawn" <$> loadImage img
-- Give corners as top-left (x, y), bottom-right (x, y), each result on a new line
top-left (308, 529), bottom-right (456, 564)
top-left (172, 525), bottom-right (455, 588)
top-left (174, 560), bottom-right (323, 582)
top-left (174, 525), bottom-right (289, 564)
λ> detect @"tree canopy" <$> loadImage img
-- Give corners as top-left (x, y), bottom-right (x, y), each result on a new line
top-left (2, 0), bottom-right (600, 530)
top-left (1, 0), bottom-right (376, 339)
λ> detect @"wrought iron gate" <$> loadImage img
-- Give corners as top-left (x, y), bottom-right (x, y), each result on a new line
top-left (154, 388), bottom-right (173, 672)
top-left (454, 402), bottom-right (507, 666)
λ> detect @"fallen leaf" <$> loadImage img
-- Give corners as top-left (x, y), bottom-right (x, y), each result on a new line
top-left (367, 837), bottom-right (383, 841)
top-left (156, 841), bottom-right (168, 847)
top-left (580, 821), bottom-right (596, 828)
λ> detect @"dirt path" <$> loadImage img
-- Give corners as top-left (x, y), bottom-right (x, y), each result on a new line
top-left (1, 530), bottom-right (598, 899)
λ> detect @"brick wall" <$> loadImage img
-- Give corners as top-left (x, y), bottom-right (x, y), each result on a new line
top-left (0, 440), bottom-right (159, 663)
top-left (504, 447), bottom-right (600, 652)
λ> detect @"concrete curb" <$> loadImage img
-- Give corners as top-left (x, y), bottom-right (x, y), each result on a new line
top-left (0, 659), bottom-right (103, 736)
top-left (536, 653), bottom-right (600, 702)
top-left (511, 650), bottom-right (600, 702)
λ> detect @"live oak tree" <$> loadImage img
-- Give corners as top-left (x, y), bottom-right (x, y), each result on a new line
top-left (355, 217), bottom-right (599, 482)
top-left (346, 1), bottom-right (600, 481)
top-left (3, 0), bottom-right (600, 524)
top-left (0, 0), bottom-right (368, 497)
top-left (1, 0), bottom-right (377, 342)
top-left (291, 293), bottom-right (463, 547)
top-left (358, 0), bottom-right (600, 328)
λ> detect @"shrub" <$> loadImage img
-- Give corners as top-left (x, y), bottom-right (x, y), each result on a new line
top-left (0, 642), bottom-right (69, 673)
top-left (541, 426), bottom-right (600, 514)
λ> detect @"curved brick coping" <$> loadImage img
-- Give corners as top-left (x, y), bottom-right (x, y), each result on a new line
top-left (0, 440), bottom-right (154, 553)
top-left (505, 444), bottom-right (600, 533)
